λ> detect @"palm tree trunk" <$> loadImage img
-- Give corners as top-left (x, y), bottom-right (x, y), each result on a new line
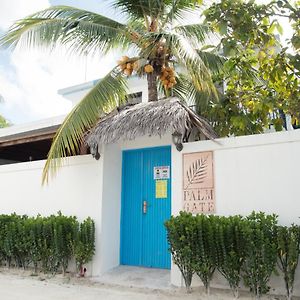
top-left (147, 71), bottom-right (158, 102)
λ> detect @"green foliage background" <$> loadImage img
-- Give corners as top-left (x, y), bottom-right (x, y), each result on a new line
top-left (200, 0), bottom-right (300, 137)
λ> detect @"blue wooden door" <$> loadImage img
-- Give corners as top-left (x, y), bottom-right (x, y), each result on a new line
top-left (121, 146), bottom-right (171, 269)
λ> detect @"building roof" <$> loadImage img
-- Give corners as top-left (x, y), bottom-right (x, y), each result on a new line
top-left (86, 98), bottom-right (217, 156)
top-left (0, 115), bottom-right (65, 146)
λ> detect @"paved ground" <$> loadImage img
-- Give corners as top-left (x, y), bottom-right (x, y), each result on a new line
top-left (0, 268), bottom-right (296, 300)
top-left (0, 272), bottom-right (217, 300)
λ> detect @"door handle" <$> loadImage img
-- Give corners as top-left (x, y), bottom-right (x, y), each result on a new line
top-left (143, 201), bottom-right (147, 214)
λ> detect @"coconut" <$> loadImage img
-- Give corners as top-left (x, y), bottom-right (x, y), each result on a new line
top-left (121, 56), bottom-right (129, 62)
top-left (123, 68), bottom-right (133, 76)
top-left (133, 61), bottom-right (139, 70)
top-left (120, 64), bottom-right (127, 71)
top-left (163, 79), bottom-right (169, 86)
top-left (144, 64), bottom-right (154, 73)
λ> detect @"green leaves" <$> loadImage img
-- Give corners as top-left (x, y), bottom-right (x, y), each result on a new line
top-left (0, 6), bottom-right (130, 56)
top-left (0, 1), bottom-right (223, 182)
top-left (42, 68), bottom-right (127, 184)
top-left (214, 216), bottom-right (246, 298)
top-left (74, 217), bottom-right (95, 273)
top-left (0, 213), bottom-right (95, 275)
top-left (201, 0), bottom-right (300, 137)
top-left (165, 212), bottom-right (298, 299)
top-left (165, 212), bottom-right (195, 292)
top-left (242, 212), bottom-right (278, 298)
top-left (277, 225), bottom-right (300, 300)
top-left (0, 114), bottom-right (10, 128)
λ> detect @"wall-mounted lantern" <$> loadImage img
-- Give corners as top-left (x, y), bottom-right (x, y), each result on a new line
top-left (172, 132), bottom-right (183, 152)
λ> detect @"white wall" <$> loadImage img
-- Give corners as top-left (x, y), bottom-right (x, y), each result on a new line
top-left (59, 77), bottom-right (149, 105)
top-left (0, 155), bottom-right (103, 276)
top-left (1, 128), bottom-right (300, 296)
top-left (171, 129), bottom-right (300, 296)
top-left (99, 143), bottom-right (122, 273)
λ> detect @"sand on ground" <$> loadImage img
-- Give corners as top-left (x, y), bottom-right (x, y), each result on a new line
top-left (0, 268), bottom-right (294, 300)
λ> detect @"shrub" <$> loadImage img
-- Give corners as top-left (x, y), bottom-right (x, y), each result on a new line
top-left (52, 213), bottom-right (78, 275)
top-left (165, 211), bottom-right (286, 299)
top-left (277, 224), bottom-right (300, 300)
top-left (74, 217), bottom-right (95, 275)
top-left (242, 212), bottom-right (278, 299)
top-left (193, 214), bottom-right (216, 295)
top-left (214, 216), bottom-right (246, 298)
top-left (165, 212), bottom-right (195, 292)
top-left (0, 213), bottom-right (95, 275)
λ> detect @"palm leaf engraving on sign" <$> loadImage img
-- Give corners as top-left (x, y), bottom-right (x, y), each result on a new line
top-left (185, 156), bottom-right (208, 189)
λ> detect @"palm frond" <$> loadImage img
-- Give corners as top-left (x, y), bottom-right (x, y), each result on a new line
top-left (173, 73), bottom-right (220, 112)
top-left (197, 49), bottom-right (225, 75)
top-left (162, 0), bottom-right (198, 26)
top-left (174, 23), bottom-right (213, 46)
top-left (42, 68), bottom-right (128, 184)
top-left (0, 6), bottom-right (131, 55)
top-left (112, 0), bottom-right (168, 20)
top-left (165, 32), bottom-right (217, 97)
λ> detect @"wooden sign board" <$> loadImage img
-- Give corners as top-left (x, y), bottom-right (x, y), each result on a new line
top-left (183, 151), bottom-right (215, 214)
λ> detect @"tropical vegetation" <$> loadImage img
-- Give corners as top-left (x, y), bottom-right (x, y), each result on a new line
top-left (0, 0), bottom-right (223, 182)
top-left (200, 0), bottom-right (300, 136)
top-left (0, 95), bottom-right (10, 128)
top-left (0, 115), bottom-right (10, 128)
top-left (165, 211), bottom-right (300, 300)
top-left (0, 0), bottom-right (299, 181)
top-left (0, 213), bottom-right (95, 275)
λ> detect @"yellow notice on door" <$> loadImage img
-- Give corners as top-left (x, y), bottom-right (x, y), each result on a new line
top-left (156, 180), bottom-right (167, 198)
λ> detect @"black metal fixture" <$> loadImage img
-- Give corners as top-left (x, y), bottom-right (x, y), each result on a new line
top-left (92, 145), bottom-right (101, 160)
top-left (94, 151), bottom-right (100, 160)
top-left (172, 132), bottom-right (183, 152)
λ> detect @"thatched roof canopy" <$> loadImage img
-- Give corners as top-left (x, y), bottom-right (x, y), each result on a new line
top-left (85, 98), bottom-right (217, 156)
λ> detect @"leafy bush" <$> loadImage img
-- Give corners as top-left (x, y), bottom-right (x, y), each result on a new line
top-left (242, 212), bottom-right (278, 299)
top-left (277, 224), bottom-right (300, 300)
top-left (74, 217), bottom-right (95, 275)
top-left (165, 212), bottom-right (195, 292)
top-left (193, 214), bottom-right (216, 295)
top-left (165, 211), bottom-right (296, 299)
top-left (214, 216), bottom-right (246, 298)
top-left (0, 213), bottom-right (95, 275)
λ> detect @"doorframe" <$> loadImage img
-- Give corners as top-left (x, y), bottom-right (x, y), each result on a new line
top-left (119, 145), bottom-right (172, 267)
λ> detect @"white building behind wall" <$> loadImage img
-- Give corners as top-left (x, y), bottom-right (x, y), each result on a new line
top-left (0, 77), bottom-right (300, 296)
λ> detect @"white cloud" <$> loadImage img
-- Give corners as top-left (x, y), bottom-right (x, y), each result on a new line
top-left (0, 46), bottom-right (119, 123)
top-left (0, 0), bottom-right (118, 124)
top-left (0, 0), bottom-right (50, 30)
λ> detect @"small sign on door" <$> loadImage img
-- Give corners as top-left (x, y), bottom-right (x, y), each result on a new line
top-left (154, 166), bottom-right (170, 180)
top-left (156, 180), bottom-right (168, 198)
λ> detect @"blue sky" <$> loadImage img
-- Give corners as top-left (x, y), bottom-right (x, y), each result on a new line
top-left (0, 0), bottom-right (122, 124)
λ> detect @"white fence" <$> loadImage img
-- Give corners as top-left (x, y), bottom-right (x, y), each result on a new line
top-left (0, 129), bottom-right (300, 295)
top-left (0, 155), bottom-right (103, 276)
top-left (172, 129), bottom-right (300, 295)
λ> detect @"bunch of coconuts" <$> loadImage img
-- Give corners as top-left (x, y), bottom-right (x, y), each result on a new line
top-left (118, 56), bottom-right (153, 76)
top-left (118, 56), bottom-right (176, 90)
top-left (160, 66), bottom-right (176, 89)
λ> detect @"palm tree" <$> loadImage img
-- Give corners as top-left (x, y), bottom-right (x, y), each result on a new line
top-left (0, 1), bottom-right (223, 182)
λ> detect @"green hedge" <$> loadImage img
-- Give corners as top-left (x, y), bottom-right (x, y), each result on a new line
top-left (0, 212), bottom-right (95, 275)
top-left (165, 212), bottom-right (300, 300)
